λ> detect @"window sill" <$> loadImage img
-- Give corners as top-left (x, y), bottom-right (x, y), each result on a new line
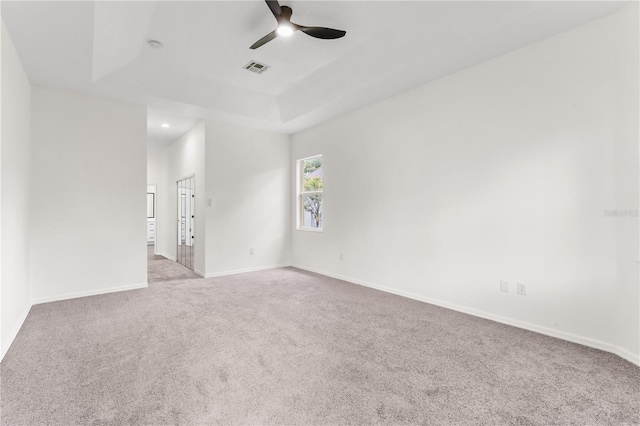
top-left (297, 227), bottom-right (323, 233)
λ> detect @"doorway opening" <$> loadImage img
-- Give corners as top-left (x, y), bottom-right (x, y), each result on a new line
top-left (177, 175), bottom-right (195, 271)
top-left (147, 184), bottom-right (157, 254)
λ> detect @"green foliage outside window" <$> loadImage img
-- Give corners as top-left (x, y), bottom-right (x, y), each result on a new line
top-left (302, 157), bottom-right (322, 228)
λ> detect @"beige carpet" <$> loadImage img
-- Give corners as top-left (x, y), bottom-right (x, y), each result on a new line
top-left (1, 268), bottom-right (638, 425)
top-left (147, 245), bottom-right (201, 283)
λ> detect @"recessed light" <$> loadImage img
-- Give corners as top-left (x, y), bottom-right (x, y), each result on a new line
top-left (276, 24), bottom-right (293, 37)
top-left (148, 40), bottom-right (163, 50)
top-left (161, 123), bottom-right (170, 128)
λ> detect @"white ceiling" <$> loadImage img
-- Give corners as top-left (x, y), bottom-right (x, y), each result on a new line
top-left (1, 0), bottom-right (628, 150)
top-left (147, 108), bottom-right (202, 152)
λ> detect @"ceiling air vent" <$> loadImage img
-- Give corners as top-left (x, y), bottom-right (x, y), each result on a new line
top-left (243, 60), bottom-right (270, 74)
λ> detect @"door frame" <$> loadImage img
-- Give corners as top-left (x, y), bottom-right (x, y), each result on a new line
top-left (147, 183), bottom-right (157, 255)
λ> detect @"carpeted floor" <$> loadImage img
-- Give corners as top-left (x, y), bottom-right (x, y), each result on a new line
top-left (1, 268), bottom-right (638, 425)
top-left (147, 245), bottom-right (201, 283)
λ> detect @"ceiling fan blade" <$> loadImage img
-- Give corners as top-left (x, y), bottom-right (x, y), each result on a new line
top-left (265, 0), bottom-right (282, 19)
top-left (279, 5), bottom-right (293, 21)
top-left (296, 25), bottom-right (346, 40)
top-left (250, 30), bottom-right (278, 49)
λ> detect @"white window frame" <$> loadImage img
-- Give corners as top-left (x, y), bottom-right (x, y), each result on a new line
top-left (297, 154), bottom-right (323, 232)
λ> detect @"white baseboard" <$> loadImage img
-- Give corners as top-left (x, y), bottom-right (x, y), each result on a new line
top-left (0, 303), bottom-right (32, 363)
top-left (205, 263), bottom-right (291, 278)
top-left (32, 282), bottom-right (148, 305)
top-left (194, 269), bottom-right (205, 278)
top-left (615, 346), bottom-right (640, 366)
top-left (292, 264), bottom-right (640, 367)
top-left (156, 252), bottom-right (176, 261)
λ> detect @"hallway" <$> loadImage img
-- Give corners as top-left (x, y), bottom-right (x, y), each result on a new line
top-left (147, 246), bottom-right (201, 284)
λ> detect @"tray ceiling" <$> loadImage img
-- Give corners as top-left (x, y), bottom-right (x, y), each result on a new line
top-left (2, 1), bottom-right (627, 141)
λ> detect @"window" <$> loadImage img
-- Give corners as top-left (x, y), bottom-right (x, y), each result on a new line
top-left (297, 155), bottom-right (323, 231)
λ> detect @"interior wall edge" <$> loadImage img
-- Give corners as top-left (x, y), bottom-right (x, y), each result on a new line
top-left (291, 264), bottom-right (640, 367)
top-left (0, 303), bottom-right (31, 363)
top-left (1, 16), bottom-right (32, 365)
top-left (157, 252), bottom-right (177, 262)
top-left (31, 282), bottom-right (148, 306)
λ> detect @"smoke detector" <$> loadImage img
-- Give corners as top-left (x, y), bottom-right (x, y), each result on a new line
top-left (243, 60), bottom-right (270, 74)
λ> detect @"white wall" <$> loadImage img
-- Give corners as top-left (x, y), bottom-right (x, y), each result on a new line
top-left (153, 119), bottom-right (291, 277)
top-left (291, 5), bottom-right (638, 364)
top-left (147, 149), bottom-right (162, 185)
top-left (157, 121), bottom-right (206, 273)
top-left (205, 120), bottom-right (290, 276)
top-left (611, 4), bottom-right (639, 363)
top-left (1, 19), bottom-right (32, 360)
top-left (30, 87), bottom-right (147, 303)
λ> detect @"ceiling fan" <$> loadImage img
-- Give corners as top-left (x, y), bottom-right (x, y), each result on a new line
top-left (250, 0), bottom-right (346, 50)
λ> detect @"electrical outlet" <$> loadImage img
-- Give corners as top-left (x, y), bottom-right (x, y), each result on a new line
top-left (249, 248), bottom-right (254, 255)
top-left (339, 253), bottom-right (344, 261)
top-left (517, 282), bottom-right (526, 295)
top-left (500, 280), bottom-right (509, 292)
